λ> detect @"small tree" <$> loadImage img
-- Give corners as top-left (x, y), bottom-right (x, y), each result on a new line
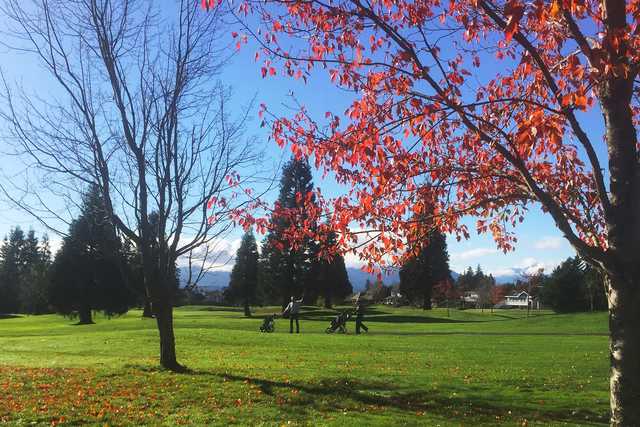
top-left (314, 231), bottom-right (352, 308)
top-left (490, 285), bottom-right (509, 314)
top-left (0, 227), bottom-right (25, 313)
top-left (399, 228), bottom-right (450, 310)
top-left (49, 187), bottom-right (134, 324)
top-left (18, 234), bottom-right (52, 315)
top-left (227, 230), bottom-right (259, 317)
top-left (433, 280), bottom-right (458, 317)
top-left (477, 275), bottom-right (496, 313)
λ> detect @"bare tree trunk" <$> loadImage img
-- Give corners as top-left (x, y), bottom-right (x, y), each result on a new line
top-left (243, 298), bottom-right (251, 317)
top-left (423, 287), bottom-right (432, 310)
top-left (154, 297), bottom-right (180, 371)
top-left (606, 274), bottom-right (640, 426)
top-left (324, 289), bottom-right (332, 309)
top-left (142, 297), bottom-right (154, 318)
top-left (77, 306), bottom-right (93, 325)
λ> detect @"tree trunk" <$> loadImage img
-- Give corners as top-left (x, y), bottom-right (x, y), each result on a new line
top-left (244, 299), bottom-right (251, 317)
top-left (324, 290), bottom-right (332, 309)
top-left (606, 274), bottom-right (640, 426)
top-left (599, 68), bottom-right (640, 425)
top-left (142, 296), bottom-right (154, 318)
top-left (423, 288), bottom-right (432, 310)
top-left (154, 297), bottom-right (182, 371)
top-left (77, 306), bottom-right (93, 324)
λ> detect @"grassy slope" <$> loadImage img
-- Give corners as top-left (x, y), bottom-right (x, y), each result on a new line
top-left (0, 306), bottom-right (609, 426)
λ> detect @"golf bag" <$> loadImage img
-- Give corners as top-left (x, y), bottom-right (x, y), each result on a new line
top-left (260, 314), bottom-right (276, 333)
top-left (325, 311), bottom-right (351, 334)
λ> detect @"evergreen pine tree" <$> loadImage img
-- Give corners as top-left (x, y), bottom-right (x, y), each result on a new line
top-left (257, 236), bottom-right (283, 305)
top-left (456, 266), bottom-right (476, 291)
top-left (49, 185), bottom-right (134, 323)
top-left (314, 231), bottom-right (352, 308)
top-left (0, 227), bottom-right (26, 313)
top-left (226, 230), bottom-right (259, 316)
top-left (261, 158), bottom-right (320, 306)
top-left (18, 234), bottom-right (52, 314)
top-left (399, 228), bottom-right (450, 310)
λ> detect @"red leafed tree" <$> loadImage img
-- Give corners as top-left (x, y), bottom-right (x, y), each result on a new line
top-left (216, 0), bottom-right (639, 422)
top-left (432, 279), bottom-right (459, 317)
top-left (491, 285), bottom-right (510, 313)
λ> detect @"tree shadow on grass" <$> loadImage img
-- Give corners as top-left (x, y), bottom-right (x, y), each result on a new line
top-left (364, 315), bottom-right (470, 324)
top-left (183, 306), bottom-right (245, 313)
top-left (196, 371), bottom-right (608, 426)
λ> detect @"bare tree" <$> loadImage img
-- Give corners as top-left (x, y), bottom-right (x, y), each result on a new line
top-left (0, 0), bottom-right (257, 370)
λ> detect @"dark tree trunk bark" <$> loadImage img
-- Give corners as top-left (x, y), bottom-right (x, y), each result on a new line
top-left (422, 287), bottom-right (432, 310)
top-left (142, 296), bottom-right (154, 318)
top-left (244, 299), bottom-right (251, 317)
top-left (143, 243), bottom-right (182, 372)
top-left (324, 289), bottom-right (333, 309)
top-left (606, 274), bottom-right (640, 426)
top-left (77, 306), bottom-right (93, 324)
top-left (154, 297), bottom-right (182, 371)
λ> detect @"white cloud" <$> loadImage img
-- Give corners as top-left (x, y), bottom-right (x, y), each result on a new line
top-left (46, 236), bottom-right (63, 255)
top-left (451, 247), bottom-right (497, 261)
top-left (533, 236), bottom-right (564, 250)
top-left (343, 251), bottom-right (367, 269)
top-left (176, 237), bottom-right (241, 272)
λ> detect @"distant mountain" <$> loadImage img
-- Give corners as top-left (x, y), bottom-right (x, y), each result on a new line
top-left (491, 269), bottom-right (529, 284)
top-left (346, 267), bottom-right (399, 291)
top-left (184, 266), bottom-right (462, 291)
top-left (348, 268), bottom-right (461, 291)
top-left (179, 267), bottom-right (231, 290)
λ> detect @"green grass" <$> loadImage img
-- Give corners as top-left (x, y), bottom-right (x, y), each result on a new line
top-left (0, 306), bottom-right (610, 426)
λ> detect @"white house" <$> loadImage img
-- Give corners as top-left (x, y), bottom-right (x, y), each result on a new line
top-left (504, 291), bottom-right (540, 309)
top-left (383, 290), bottom-right (405, 306)
top-left (462, 291), bottom-right (479, 304)
top-left (460, 291), bottom-right (480, 309)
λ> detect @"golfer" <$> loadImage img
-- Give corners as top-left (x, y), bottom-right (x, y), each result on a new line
top-left (283, 296), bottom-right (303, 334)
top-left (355, 302), bottom-right (368, 335)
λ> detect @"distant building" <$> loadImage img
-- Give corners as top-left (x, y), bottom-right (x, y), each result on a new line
top-left (504, 291), bottom-right (540, 309)
top-left (383, 289), bottom-right (405, 306)
top-left (462, 291), bottom-right (479, 303)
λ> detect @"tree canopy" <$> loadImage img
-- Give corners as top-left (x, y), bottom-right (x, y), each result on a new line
top-left (226, 230), bottom-right (260, 316)
top-left (227, 0), bottom-right (640, 421)
top-left (399, 228), bottom-right (450, 309)
top-left (49, 186), bottom-right (134, 324)
top-left (260, 158), bottom-right (320, 306)
top-left (0, 227), bottom-right (51, 314)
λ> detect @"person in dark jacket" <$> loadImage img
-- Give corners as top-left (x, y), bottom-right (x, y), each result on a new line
top-left (355, 303), bottom-right (368, 334)
top-left (283, 296), bottom-right (303, 333)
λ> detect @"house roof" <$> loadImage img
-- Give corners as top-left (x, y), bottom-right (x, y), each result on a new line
top-left (506, 291), bottom-right (530, 298)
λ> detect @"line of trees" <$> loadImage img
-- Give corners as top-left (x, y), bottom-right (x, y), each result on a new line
top-left (0, 185), bottom-right (192, 322)
top-left (540, 257), bottom-right (607, 313)
top-left (225, 159), bottom-right (353, 315)
top-left (0, 227), bottom-right (51, 315)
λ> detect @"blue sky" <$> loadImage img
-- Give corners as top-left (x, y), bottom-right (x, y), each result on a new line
top-left (0, 6), bottom-right (595, 278)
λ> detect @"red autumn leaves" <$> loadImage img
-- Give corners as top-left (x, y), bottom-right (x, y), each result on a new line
top-left (200, 0), bottom-right (637, 265)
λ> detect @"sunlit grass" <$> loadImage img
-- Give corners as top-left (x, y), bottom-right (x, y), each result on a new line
top-left (0, 306), bottom-right (609, 426)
